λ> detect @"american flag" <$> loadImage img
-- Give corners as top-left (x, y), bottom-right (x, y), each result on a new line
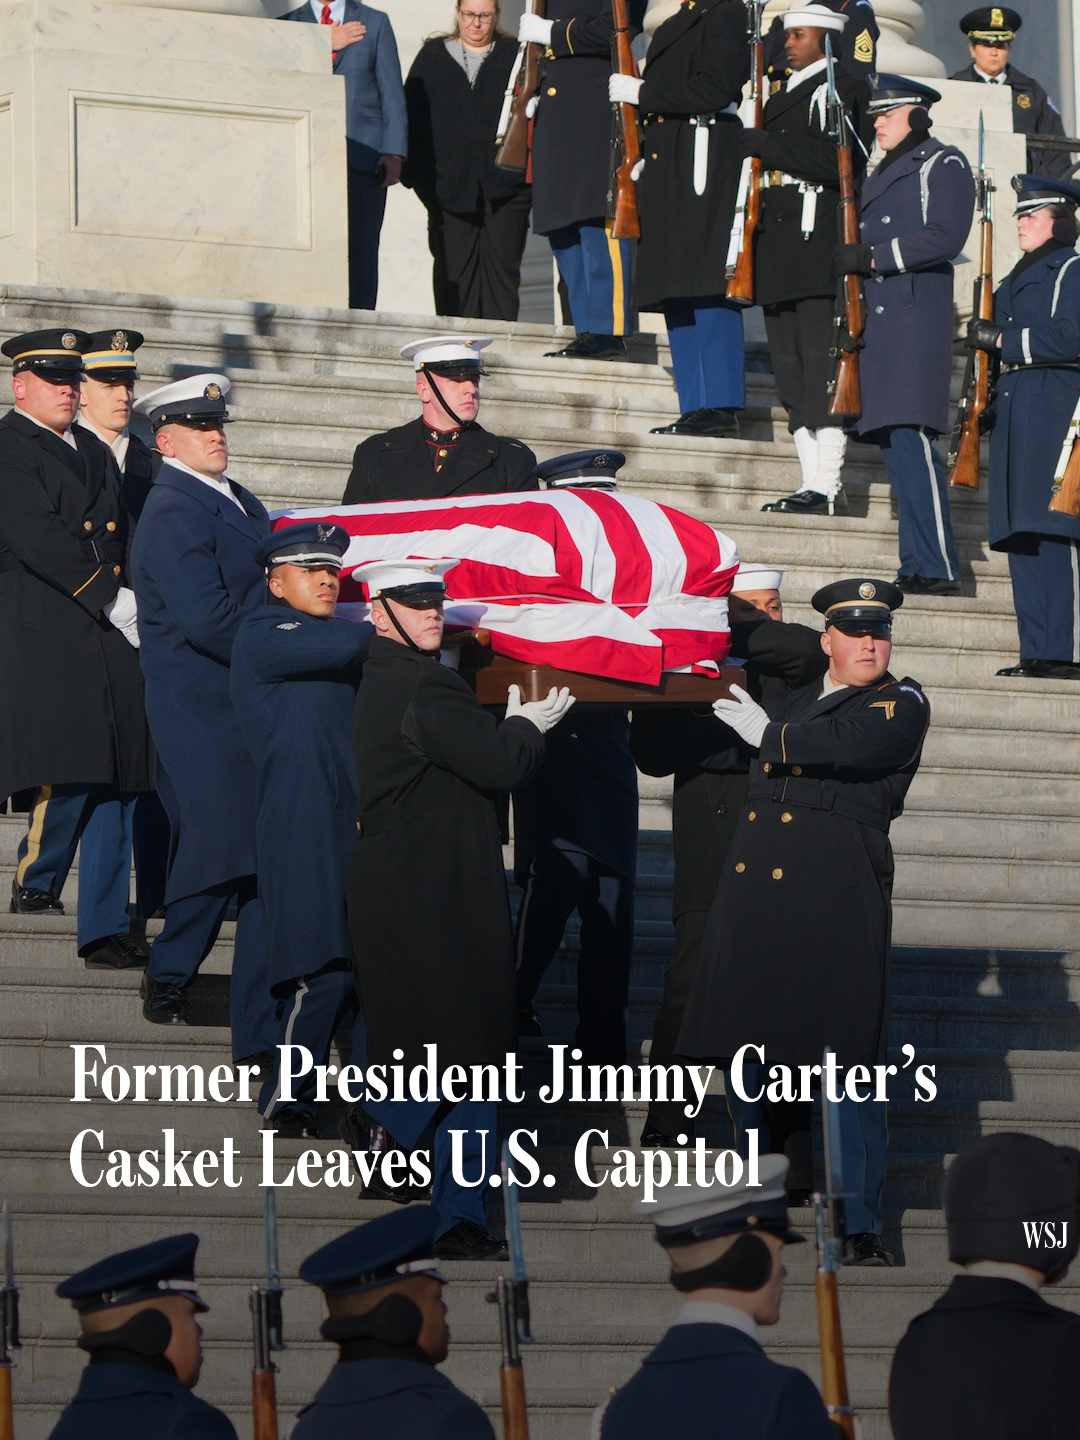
top-left (272, 491), bottom-right (739, 685)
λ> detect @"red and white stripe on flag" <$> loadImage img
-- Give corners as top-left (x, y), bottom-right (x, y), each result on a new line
top-left (271, 490), bottom-right (739, 684)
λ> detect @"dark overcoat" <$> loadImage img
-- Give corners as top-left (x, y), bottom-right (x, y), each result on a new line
top-left (119, 430), bottom-right (161, 525)
top-left (231, 604), bottom-right (371, 989)
top-left (403, 36), bottom-right (529, 212)
top-left (130, 463), bottom-right (269, 902)
top-left (950, 64), bottom-right (1071, 180)
top-left (600, 1323), bottom-right (834, 1439)
top-left (632, 0), bottom-right (748, 312)
top-left (48, 1359), bottom-right (237, 1440)
top-left (630, 619), bottom-right (826, 918)
top-left (530, 0), bottom-right (647, 236)
top-left (764, 0), bottom-right (878, 85)
top-left (755, 64), bottom-right (870, 306)
top-left (0, 411), bottom-right (153, 802)
top-left (989, 243), bottom-right (1080, 549)
top-left (291, 1357), bottom-right (495, 1440)
top-left (348, 635), bottom-right (545, 1067)
top-left (855, 136), bottom-right (975, 438)
top-left (677, 671), bottom-right (929, 1069)
top-left (889, 1276), bottom-right (1080, 1440)
top-left (343, 417), bottom-right (537, 504)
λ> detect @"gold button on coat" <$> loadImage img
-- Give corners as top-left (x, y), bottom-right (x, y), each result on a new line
top-left (781, 812), bottom-right (792, 823)
top-left (106, 521), bottom-right (117, 532)
top-left (763, 762), bottom-right (771, 773)
top-left (791, 765), bottom-right (802, 776)
top-left (735, 862), bottom-right (745, 873)
top-left (83, 520), bottom-right (93, 531)
top-left (772, 868), bottom-right (783, 880)
top-left (547, 86), bottom-right (556, 95)
top-left (748, 811), bottom-right (756, 821)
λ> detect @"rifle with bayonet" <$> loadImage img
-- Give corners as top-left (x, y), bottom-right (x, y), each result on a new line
top-left (1, 1201), bottom-right (19, 1440)
top-left (250, 1189), bottom-right (285, 1440)
top-left (949, 112), bottom-right (996, 489)
top-left (495, 0), bottom-right (545, 174)
top-left (608, 0), bottom-right (642, 239)
top-left (488, 1142), bottom-right (534, 1440)
top-left (815, 1051), bottom-right (856, 1440)
top-left (725, 0), bottom-right (764, 304)
top-left (1047, 398), bottom-right (1080, 516)
top-left (825, 35), bottom-right (864, 420)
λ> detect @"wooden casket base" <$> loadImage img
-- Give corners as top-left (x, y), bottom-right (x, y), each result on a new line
top-left (460, 645), bottom-right (745, 708)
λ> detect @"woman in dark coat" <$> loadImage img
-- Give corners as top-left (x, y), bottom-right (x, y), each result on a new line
top-left (404, 3), bottom-right (531, 321)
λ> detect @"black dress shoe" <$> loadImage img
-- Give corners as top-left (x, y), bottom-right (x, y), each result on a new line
top-left (80, 932), bottom-right (150, 970)
top-left (996, 659), bottom-right (1041, 677)
top-left (10, 879), bottom-right (64, 914)
top-left (268, 1106), bottom-right (321, 1139)
top-left (639, 1122), bottom-right (691, 1149)
top-left (650, 408), bottom-right (740, 438)
top-left (760, 489), bottom-right (837, 516)
top-left (434, 1220), bottom-right (508, 1261)
top-left (517, 1004), bottom-right (543, 1038)
top-left (844, 1232), bottom-right (894, 1266)
top-left (786, 1187), bottom-right (815, 1208)
top-left (544, 332), bottom-right (627, 361)
top-left (896, 574), bottom-right (962, 596)
top-left (1034, 660), bottom-right (1080, 680)
top-left (140, 974), bottom-right (191, 1025)
top-left (343, 1107), bottom-right (433, 1203)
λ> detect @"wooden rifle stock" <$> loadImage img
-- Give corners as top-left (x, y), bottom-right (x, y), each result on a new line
top-left (500, 1360), bottom-right (530, 1440)
top-left (0, 1365), bottom-right (12, 1440)
top-left (251, 1367), bottom-right (279, 1440)
top-left (815, 1268), bottom-right (856, 1439)
top-left (608, 0), bottom-right (641, 239)
top-left (828, 138), bottom-right (864, 419)
top-left (495, 0), bottom-right (545, 174)
top-left (948, 181), bottom-right (994, 488)
top-left (1049, 401), bottom-right (1080, 515)
top-left (726, 7), bottom-right (763, 304)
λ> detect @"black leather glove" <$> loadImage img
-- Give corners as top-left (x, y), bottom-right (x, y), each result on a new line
top-left (966, 317), bottom-right (1003, 352)
top-left (739, 128), bottom-right (768, 160)
top-left (834, 243), bottom-right (874, 278)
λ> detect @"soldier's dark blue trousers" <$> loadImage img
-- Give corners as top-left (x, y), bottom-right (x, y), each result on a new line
top-left (877, 425), bottom-right (961, 581)
top-left (1007, 534), bottom-right (1080, 661)
top-left (258, 960), bottom-right (366, 1121)
top-left (548, 217), bottom-right (635, 336)
top-left (663, 294), bottom-right (746, 413)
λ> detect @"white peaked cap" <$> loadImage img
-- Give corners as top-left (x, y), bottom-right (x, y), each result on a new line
top-left (731, 562), bottom-right (785, 594)
top-left (635, 1154), bottom-right (797, 1237)
top-left (399, 335), bottom-right (494, 370)
top-left (783, 4), bottom-right (849, 30)
top-left (132, 372), bottom-right (231, 417)
top-left (349, 558), bottom-right (460, 595)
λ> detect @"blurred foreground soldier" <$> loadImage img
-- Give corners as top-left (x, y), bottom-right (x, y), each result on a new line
top-left (342, 336), bottom-right (537, 503)
top-left (231, 523), bottom-right (370, 1137)
top-left (848, 76), bottom-right (975, 595)
top-left (597, 1157), bottom-right (832, 1438)
top-left (890, 1132), bottom-right (1080, 1439)
top-left (131, 375), bottom-right (276, 1062)
top-left (294, 1208), bottom-right (494, 1439)
top-left (0, 328), bottom-right (154, 969)
top-left (970, 175), bottom-right (1080, 680)
top-left (763, 0), bottom-right (877, 86)
top-left (630, 562), bottom-right (826, 1147)
top-left (515, 451), bottom-right (638, 1064)
top-left (50, 1232), bottom-right (235, 1439)
top-left (951, 8), bottom-right (1070, 181)
top-left (678, 580), bottom-right (930, 1264)
top-left (756, 7), bottom-right (871, 514)
top-left (347, 559), bottom-right (573, 1256)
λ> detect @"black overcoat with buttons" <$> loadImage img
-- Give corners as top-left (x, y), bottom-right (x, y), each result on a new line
top-left (0, 409), bottom-right (153, 803)
top-left (342, 417), bottom-right (537, 504)
top-left (949, 64), bottom-right (1071, 181)
top-left (677, 670), bottom-right (929, 1069)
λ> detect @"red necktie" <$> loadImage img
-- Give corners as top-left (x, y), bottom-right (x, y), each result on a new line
top-left (321, 4), bottom-right (337, 63)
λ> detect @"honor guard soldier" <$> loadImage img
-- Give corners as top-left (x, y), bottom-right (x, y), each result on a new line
top-left (610, 0), bottom-right (749, 439)
top-left (763, 0), bottom-right (877, 87)
top-left (294, 1208), bottom-right (495, 1439)
top-left (969, 174), bottom-right (1080, 679)
top-left (890, 1132), bottom-right (1080, 1439)
top-left (231, 523), bottom-right (370, 1137)
top-left (843, 76), bottom-right (975, 595)
top-left (951, 8), bottom-right (1071, 181)
top-left (347, 559), bottom-right (574, 1256)
top-left (630, 562), bottom-right (826, 1149)
top-left (514, 451), bottom-right (639, 1064)
top-left (678, 579), bottom-right (930, 1264)
top-left (597, 1158), bottom-right (833, 1438)
top-left (130, 375), bottom-right (277, 1064)
top-left (752, 5), bottom-right (872, 514)
top-left (0, 328), bottom-right (155, 969)
top-left (342, 336), bottom-right (537, 504)
top-left (50, 1232), bottom-right (236, 1439)
top-left (519, 1), bottom-right (646, 361)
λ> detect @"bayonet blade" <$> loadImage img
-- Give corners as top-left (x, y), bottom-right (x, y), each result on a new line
top-left (825, 33), bottom-right (837, 99)
top-left (2, 1200), bottom-right (13, 1290)
top-left (264, 1187), bottom-right (281, 1291)
top-left (821, 1048), bottom-right (845, 1199)
top-left (978, 109), bottom-right (985, 175)
top-left (501, 1143), bottom-right (528, 1284)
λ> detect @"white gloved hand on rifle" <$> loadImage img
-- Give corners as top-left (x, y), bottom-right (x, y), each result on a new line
top-left (103, 586), bottom-right (141, 649)
top-left (712, 684), bottom-right (769, 748)
top-left (526, 94), bottom-right (540, 119)
top-left (505, 683), bottom-right (576, 735)
top-left (518, 12), bottom-right (554, 45)
top-left (608, 73), bottom-right (643, 106)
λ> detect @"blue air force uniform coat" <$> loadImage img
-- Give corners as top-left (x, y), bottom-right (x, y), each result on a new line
top-left (600, 1322), bottom-right (834, 1439)
top-left (231, 604), bottom-right (371, 989)
top-left (130, 464), bottom-right (269, 902)
top-left (989, 243), bottom-right (1080, 549)
top-left (292, 1357), bottom-right (494, 1440)
top-left (48, 1360), bottom-right (237, 1440)
top-left (855, 137), bottom-right (976, 438)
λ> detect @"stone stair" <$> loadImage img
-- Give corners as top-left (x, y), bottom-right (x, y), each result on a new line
top-left (1, 285), bottom-right (1079, 1439)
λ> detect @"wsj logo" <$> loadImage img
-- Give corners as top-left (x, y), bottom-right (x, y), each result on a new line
top-left (1023, 1220), bottom-right (1070, 1249)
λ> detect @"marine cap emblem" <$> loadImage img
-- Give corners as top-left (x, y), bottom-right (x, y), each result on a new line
top-left (859, 582), bottom-right (877, 600)
top-left (111, 330), bottom-right (128, 351)
top-left (61, 332), bottom-right (77, 350)
top-left (204, 382), bottom-right (222, 401)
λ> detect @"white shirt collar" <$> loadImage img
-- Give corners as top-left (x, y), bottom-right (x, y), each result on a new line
top-left (15, 405), bottom-right (78, 451)
top-left (76, 414), bottom-right (130, 471)
top-left (973, 64), bottom-right (1007, 83)
top-left (819, 673), bottom-right (850, 699)
top-left (163, 455), bottom-right (245, 510)
top-left (788, 56), bottom-right (828, 91)
top-left (671, 1301), bottom-right (761, 1344)
top-left (309, 0), bottom-right (344, 21)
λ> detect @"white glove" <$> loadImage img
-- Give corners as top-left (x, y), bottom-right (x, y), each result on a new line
top-left (631, 156), bottom-right (645, 181)
top-left (608, 73), bottom-right (643, 106)
top-left (526, 94), bottom-right (540, 119)
top-left (505, 683), bottom-right (576, 735)
top-left (103, 586), bottom-right (140, 649)
top-left (518, 12), bottom-right (554, 45)
top-left (712, 684), bottom-right (769, 748)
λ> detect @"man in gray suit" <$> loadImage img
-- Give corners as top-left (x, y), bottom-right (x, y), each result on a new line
top-left (282, 1), bottom-right (408, 309)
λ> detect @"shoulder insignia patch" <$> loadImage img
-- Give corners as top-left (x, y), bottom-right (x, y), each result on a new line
top-left (870, 700), bottom-right (896, 719)
top-left (1016, 92), bottom-right (1032, 108)
top-left (943, 154), bottom-right (965, 165)
top-left (276, 621), bottom-right (301, 630)
top-left (897, 683), bottom-right (926, 703)
top-left (853, 27), bottom-right (873, 63)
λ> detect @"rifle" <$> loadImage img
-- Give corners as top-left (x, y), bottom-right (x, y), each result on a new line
top-left (250, 1189), bottom-right (285, 1440)
top-left (725, 0), bottom-right (765, 304)
top-left (495, 0), bottom-right (545, 174)
top-left (487, 1142), bottom-right (534, 1440)
top-left (815, 1051), bottom-right (856, 1440)
top-left (1048, 394), bottom-right (1080, 516)
top-left (948, 112), bottom-right (996, 489)
top-left (825, 35), bottom-right (864, 420)
top-left (608, 0), bottom-right (641, 239)
top-left (0, 1201), bottom-right (19, 1440)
